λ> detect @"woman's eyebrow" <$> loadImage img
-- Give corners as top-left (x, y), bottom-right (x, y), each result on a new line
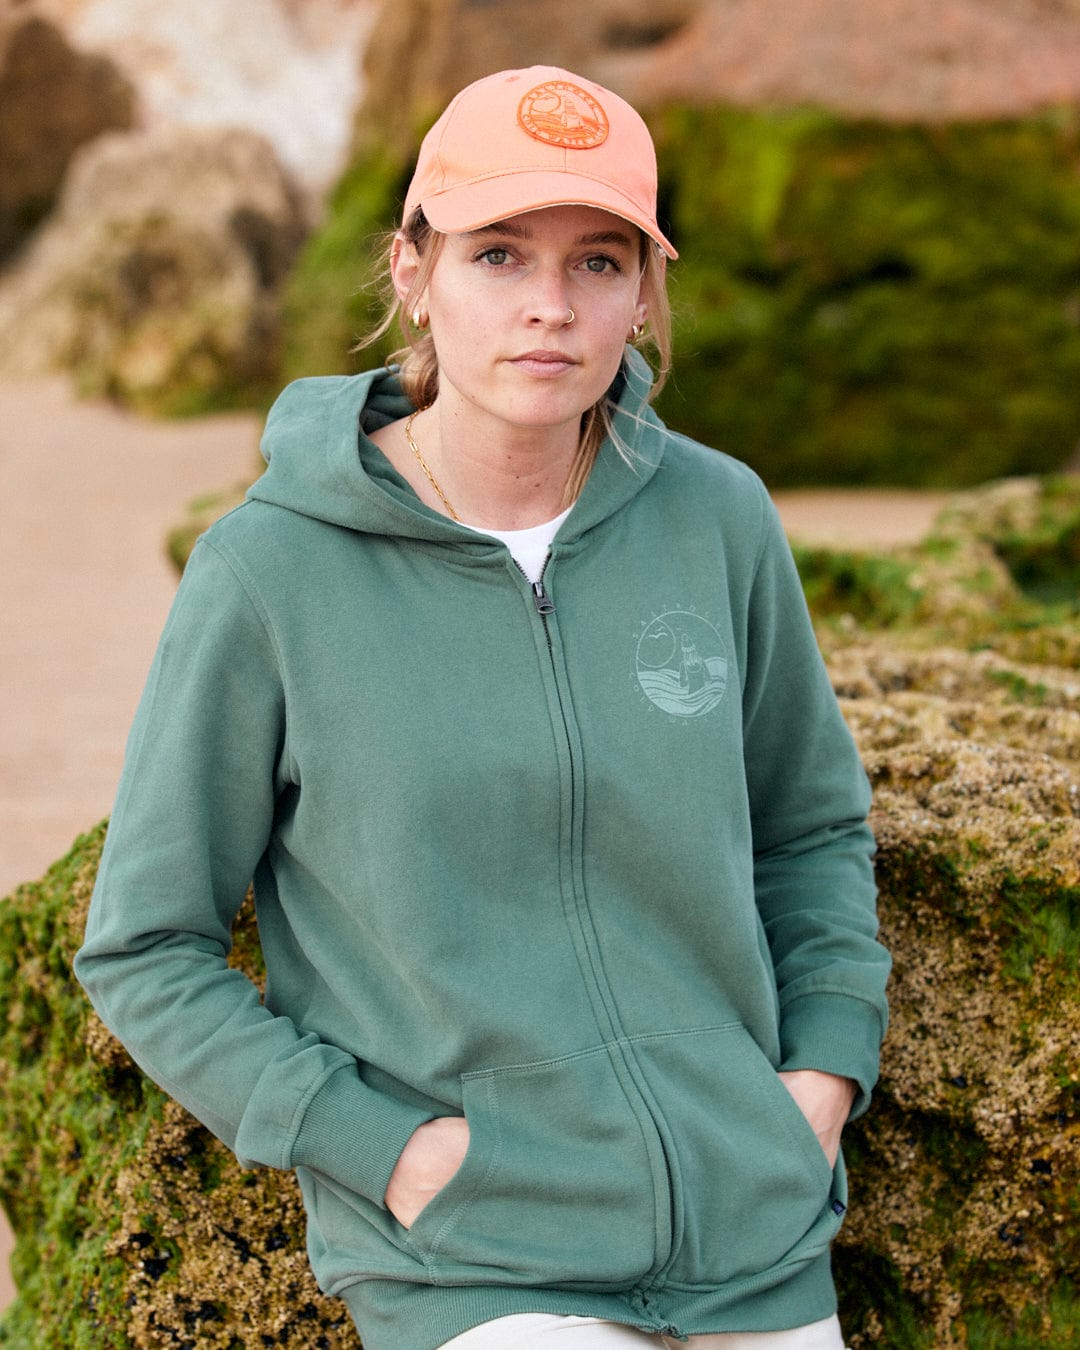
top-left (467, 220), bottom-right (530, 239)
top-left (466, 222), bottom-right (635, 248)
top-left (577, 229), bottom-right (635, 247)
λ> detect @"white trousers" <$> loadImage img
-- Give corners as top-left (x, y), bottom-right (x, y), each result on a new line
top-left (441, 1312), bottom-right (846, 1348)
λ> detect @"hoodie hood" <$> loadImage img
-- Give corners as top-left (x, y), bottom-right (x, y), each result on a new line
top-left (247, 347), bottom-right (667, 543)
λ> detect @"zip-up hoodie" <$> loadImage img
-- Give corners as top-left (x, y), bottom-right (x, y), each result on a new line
top-left (76, 351), bottom-right (890, 1350)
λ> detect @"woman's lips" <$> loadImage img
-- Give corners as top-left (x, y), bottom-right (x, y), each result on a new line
top-left (510, 350), bottom-right (578, 376)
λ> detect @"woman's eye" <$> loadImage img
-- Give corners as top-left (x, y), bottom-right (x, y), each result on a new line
top-left (478, 248), bottom-right (509, 265)
top-left (583, 254), bottom-right (620, 274)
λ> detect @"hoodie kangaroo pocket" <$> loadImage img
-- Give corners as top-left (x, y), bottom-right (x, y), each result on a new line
top-left (633, 1024), bottom-right (840, 1289)
top-left (404, 1047), bottom-right (659, 1288)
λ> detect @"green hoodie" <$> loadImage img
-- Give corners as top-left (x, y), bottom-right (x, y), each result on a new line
top-left (76, 351), bottom-right (889, 1350)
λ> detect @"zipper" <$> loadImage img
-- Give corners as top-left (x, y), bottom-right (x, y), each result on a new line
top-left (511, 552), bottom-right (676, 1285)
top-left (530, 578), bottom-right (555, 615)
top-left (512, 554), bottom-right (556, 616)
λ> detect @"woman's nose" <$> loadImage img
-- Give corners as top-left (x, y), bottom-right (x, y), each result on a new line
top-left (536, 306), bottom-right (574, 330)
top-left (528, 272), bottom-right (573, 328)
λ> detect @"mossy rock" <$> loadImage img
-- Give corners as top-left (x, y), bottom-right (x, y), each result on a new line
top-left (795, 475), bottom-right (1080, 662)
top-left (806, 477), bottom-right (1080, 1345)
top-left (832, 640), bottom-right (1080, 1348)
top-left (650, 108), bottom-right (1080, 489)
top-left (0, 828), bottom-right (358, 1349)
top-left (279, 145), bottom-right (412, 384)
top-left (0, 126), bottom-right (307, 420)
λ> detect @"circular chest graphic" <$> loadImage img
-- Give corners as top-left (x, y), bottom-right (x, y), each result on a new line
top-left (636, 611), bottom-right (729, 717)
top-left (517, 81), bottom-right (609, 149)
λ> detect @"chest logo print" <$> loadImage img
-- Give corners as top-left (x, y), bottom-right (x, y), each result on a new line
top-left (636, 610), bottom-right (729, 717)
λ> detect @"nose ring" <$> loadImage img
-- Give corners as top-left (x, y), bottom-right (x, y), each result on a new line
top-left (563, 309), bottom-right (575, 326)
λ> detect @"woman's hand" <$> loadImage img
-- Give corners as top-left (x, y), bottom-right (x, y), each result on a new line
top-left (384, 1116), bottom-right (470, 1229)
top-left (777, 1069), bottom-right (857, 1169)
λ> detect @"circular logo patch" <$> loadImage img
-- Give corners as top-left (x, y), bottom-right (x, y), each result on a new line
top-left (517, 81), bottom-right (609, 149)
top-left (635, 611), bottom-right (729, 718)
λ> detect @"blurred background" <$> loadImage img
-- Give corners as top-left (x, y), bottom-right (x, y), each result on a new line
top-left (2, 0), bottom-right (1080, 1310)
top-left (4, 0), bottom-right (1080, 481)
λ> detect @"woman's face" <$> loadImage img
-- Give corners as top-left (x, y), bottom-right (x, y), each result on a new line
top-left (394, 204), bottom-right (648, 439)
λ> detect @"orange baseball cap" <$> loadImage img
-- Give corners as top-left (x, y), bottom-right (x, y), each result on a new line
top-left (402, 66), bottom-right (677, 259)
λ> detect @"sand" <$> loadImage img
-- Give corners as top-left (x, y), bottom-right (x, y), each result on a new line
top-left (0, 378), bottom-right (261, 900)
top-left (0, 374), bottom-right (947, 1312)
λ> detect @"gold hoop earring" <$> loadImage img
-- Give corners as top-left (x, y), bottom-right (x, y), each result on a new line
top-left (629, 323), bottom-right (643, 341)
top-left (412, 307), bottom-right (429, 329)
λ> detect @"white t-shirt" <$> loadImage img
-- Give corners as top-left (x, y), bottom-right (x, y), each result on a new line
top-left (459, 506), bottom-right (572, 584)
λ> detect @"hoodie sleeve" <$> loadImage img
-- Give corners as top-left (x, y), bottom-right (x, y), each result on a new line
top-left (74, 536), bottom-right (432, 1204)
top-left (740, 490), bottom-right (890, 1119)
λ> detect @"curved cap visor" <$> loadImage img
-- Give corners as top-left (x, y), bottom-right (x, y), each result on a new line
top-left (419, 171), bottom-right (677, 259)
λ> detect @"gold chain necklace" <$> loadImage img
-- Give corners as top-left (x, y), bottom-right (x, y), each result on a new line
top-left (404, 410), bottom-right (460, 522)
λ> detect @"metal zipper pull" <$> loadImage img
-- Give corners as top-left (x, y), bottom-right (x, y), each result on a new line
top-left (531, 580), bottom-right (555, 615)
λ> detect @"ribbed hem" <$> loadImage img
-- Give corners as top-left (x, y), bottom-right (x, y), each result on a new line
top-left (290, 1062), bottom-right (435, 1205)
top-left (339, 1251), bottom-right (838, 1350)
top-left (777, 992), bottom-right (885, 1118)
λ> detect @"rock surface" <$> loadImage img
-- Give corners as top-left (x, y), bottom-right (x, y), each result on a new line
top-left (0, 4), bottom-right (134, 262)
top-left (356, 0), bottom-right (1080, 144)
top-left (831, 636), bottom-right (1080, 1347)
top-left (358, 0), bottom-right (698, 155)
top-left (599, 0), bottom-right (1080, 119)
top-left (0, 477), bottom-right (1077, 1345)
top-left (27, 0), bottom-right (376, 196)
top-left (0, 124), bottom-right (308, 412)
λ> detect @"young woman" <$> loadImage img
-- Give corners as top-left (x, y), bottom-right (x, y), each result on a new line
top-left (76, 66), bottom-right (890, 1350)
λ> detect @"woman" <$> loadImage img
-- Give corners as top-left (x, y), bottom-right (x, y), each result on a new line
top-left (76, 66), bottom-right (890, 1350)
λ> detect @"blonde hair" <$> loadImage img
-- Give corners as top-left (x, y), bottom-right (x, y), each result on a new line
top-left (357, 209), bottom-right (673, 507)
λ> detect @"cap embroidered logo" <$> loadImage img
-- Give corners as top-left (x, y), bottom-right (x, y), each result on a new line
top-left (517, 80), bottom-right (609, 149)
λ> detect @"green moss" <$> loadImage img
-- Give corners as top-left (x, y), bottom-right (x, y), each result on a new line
top-left (164, 486), bottom-right (248, 574)
top-left (792, 477), bottom-right (1080, 654)
top-left (870, 839), bottom-right (1080, 990)
top-left (792, 546), bottom-right (923, 626)
top-left (123, 375), bottom-right (280, 423)
top-left (833, 620), bottom-right (1080, 1347)
top-left (998, 874), bottom-right (1080, 988)
top-left (0, 829), bottom-right (356, 1347)
top-left (872, 841), bottom-right (966, 910)
top-left (987, 669), bottom-right (1049, 705)
top-left (991, 487), bottom-right (1080, 605)
top-left (834, 1246), bottom-right (936, 1350)
top-left (649, 107), bottom-right (1080, 488)
top-left (281, 146), bottom-right (410, 382)
top-left (963, 1280), bottom-right (1080, 1349)
top-left (916, 1111), bottom-right (992, 1189)
top-left (0, 825), bottom-right (137, 1348)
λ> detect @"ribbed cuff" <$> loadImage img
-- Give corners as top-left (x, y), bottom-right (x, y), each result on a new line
top-left (290, 1062), bottom-right (435, 1205)
top-left (777, 992), bottom-right (885, 1119)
